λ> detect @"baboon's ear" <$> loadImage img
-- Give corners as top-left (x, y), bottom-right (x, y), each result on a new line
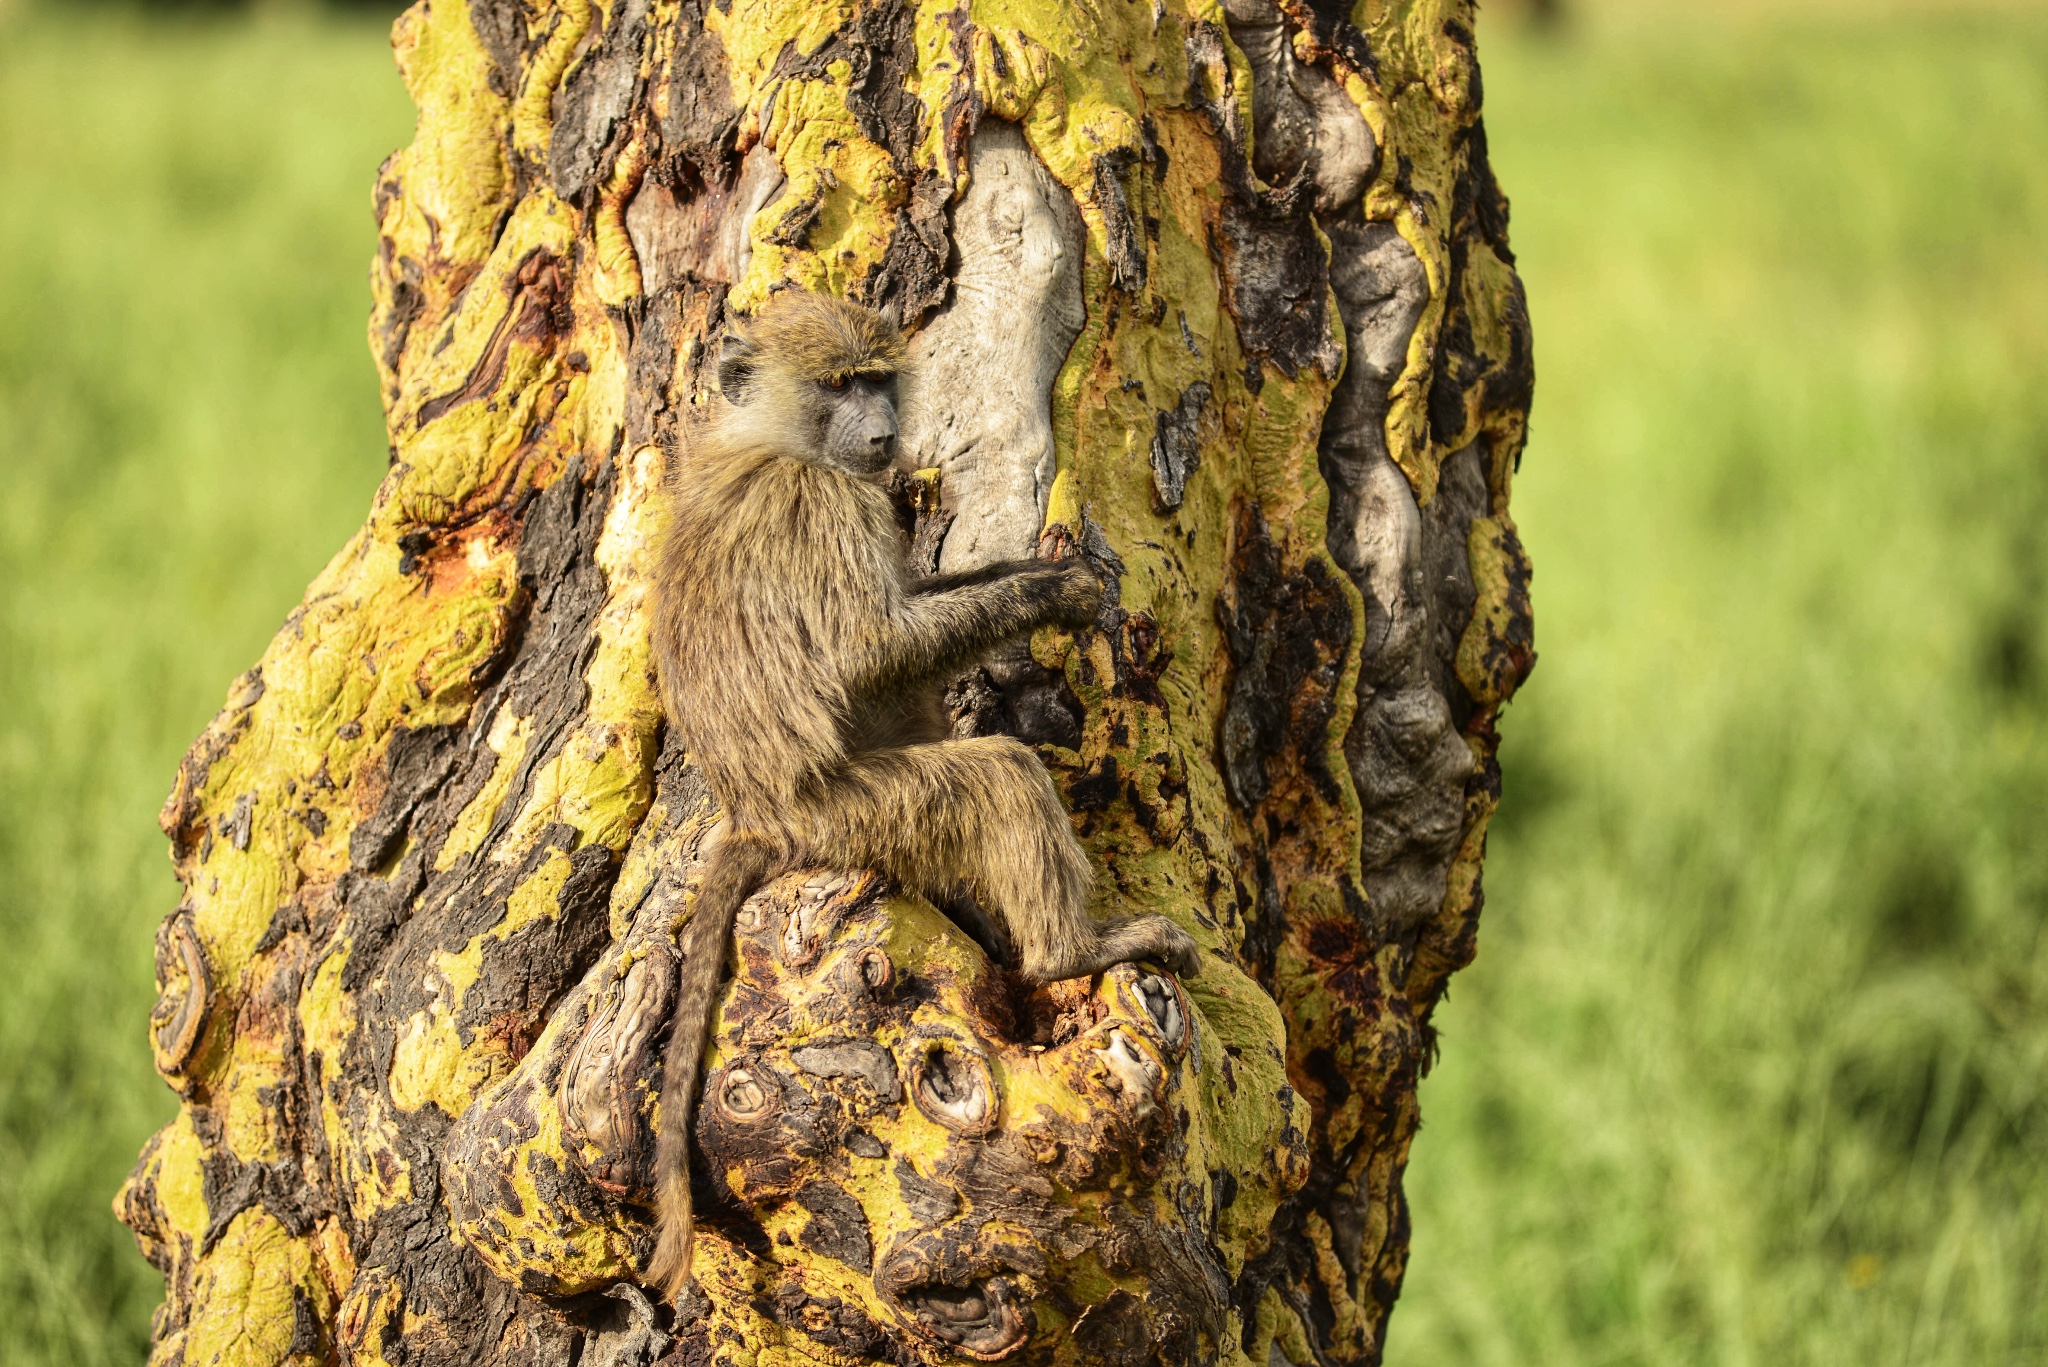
top-left (716, 333), bottom-right (758, 401)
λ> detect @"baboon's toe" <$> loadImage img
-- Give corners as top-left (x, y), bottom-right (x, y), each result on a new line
top-left (1019, 917), bottom-right (1204, 983)
top-left (1136, 918), bottom-right (1202, 979)
top-left (1098, 915), bottom-right (1201, 980)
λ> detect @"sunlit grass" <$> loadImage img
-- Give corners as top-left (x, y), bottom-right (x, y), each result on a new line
top-left (0, 4), bottom-right (2043, 1366)
top-left (0, 11), bottom-right (409, 1363)
top-left (1393, 8), bottom-right (2048, 1365)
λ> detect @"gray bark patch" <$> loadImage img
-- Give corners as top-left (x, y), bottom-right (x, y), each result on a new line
top-left (1223, 0), bottom-right (1377, 216)
top-left (548, 0), bottom-right (652, 205)
top-left (795, 1180), bottom-right (874, 1273)
top-left (791, 1038), bottom-right (902, 1103)
top-left (659, 0), bottom-right (739, 183)
top-left (349, 724), bottom-right (461, 873)
top-left (579, 1285), bottom-right (670, 1367)
top-left (894, 1158), bottom-right (959, 1225)
top-left (1091, 151), bottom-right (1148, 295)
top-left (1151, 381), bottom-right (1212, 513)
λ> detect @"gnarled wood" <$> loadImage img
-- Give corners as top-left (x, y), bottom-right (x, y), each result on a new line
top-left (116, 0), bottom-right (1533, 1362)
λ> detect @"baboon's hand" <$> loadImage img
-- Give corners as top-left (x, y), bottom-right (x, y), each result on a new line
top-left (1048, 562), bottom-right (1105, 628)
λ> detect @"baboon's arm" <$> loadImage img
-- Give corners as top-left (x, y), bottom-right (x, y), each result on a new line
top-left (857, 564), bottom-right (1096, 690)
top-left (908, 559), bottom-right (1042, 595)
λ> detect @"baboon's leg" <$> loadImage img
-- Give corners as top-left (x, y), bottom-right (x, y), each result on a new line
top-left (788, 738), bottom-right (1200, 981)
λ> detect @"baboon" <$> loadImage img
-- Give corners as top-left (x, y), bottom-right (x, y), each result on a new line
top-left (646, 290), bottom-right (1202, 1295)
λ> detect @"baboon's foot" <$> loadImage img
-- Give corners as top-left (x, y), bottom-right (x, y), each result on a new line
top-left (1023, 916), bottom-right (1202, 983)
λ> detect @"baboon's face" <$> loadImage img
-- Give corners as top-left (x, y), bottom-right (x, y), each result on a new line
top-left (807, 372), bottom-right (899, 476)
top-left (714, 318), bottom-right (903, 477)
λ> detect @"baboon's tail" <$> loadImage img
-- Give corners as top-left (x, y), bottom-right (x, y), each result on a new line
top-left (649, 829), bottom-right (777, 1300)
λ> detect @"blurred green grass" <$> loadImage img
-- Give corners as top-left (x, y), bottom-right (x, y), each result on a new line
top-left (1394, 5), bottom-right (2048, 1365)
top-left (0, 10), bottom-right (410, 1363)
top-left (0, 4), bottom-right (2042, 1366)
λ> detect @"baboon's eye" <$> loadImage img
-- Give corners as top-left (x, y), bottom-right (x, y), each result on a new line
top-left (824, 374), bottom-right (849, 391)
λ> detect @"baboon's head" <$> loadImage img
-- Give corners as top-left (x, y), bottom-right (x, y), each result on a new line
top-left (715, 290), bottom-right (907, 476)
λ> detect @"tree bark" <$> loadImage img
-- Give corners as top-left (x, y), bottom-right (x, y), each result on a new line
top-left (115, 0), bottom-right (1533, 1362)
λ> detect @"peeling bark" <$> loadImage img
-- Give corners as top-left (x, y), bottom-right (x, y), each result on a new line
top-left (118, 0), bottom-right (1534, 1362)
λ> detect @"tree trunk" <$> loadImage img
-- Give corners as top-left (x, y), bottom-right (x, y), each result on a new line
top-left (115, 0), bottom-right (1532, 1361)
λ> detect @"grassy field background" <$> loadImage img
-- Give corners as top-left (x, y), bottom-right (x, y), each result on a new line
top-left (0, 3), bottom-right (2043, 1365)
top-left (1393, 5), bottom-right (2048, 1365)
top-left (0, 13), bottom-right (413, 1363)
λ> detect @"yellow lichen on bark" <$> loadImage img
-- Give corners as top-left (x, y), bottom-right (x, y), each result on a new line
top-left (119, 0), bottom-right (1533, 1360)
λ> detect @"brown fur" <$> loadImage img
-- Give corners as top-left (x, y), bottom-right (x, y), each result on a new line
top-left (644, 291), bottom-right (1200, 1297)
